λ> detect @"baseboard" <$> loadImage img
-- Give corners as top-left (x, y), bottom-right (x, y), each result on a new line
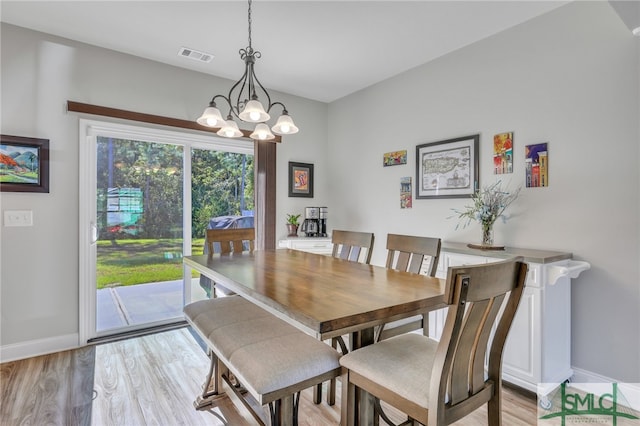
top-left (571, 367), bottom-right (640, 411)
top-left (0, 333), bottom-right (80, 363)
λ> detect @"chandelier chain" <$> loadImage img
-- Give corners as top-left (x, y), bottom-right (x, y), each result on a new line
top-left (247, 0), bottom-right (252, 49)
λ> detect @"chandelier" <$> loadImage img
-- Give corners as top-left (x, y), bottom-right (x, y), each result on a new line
top-left (196, 0), bottom-right (299, 141)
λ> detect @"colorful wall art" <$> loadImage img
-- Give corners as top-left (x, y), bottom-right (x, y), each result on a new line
top-left (400, 177), bottom-right (412, 209)
top-left (493, 132), bottom-right (513, 174)
top-left (525, 143), bottom-right (548, 187)
top-left (383, 150), bottom-right (407, 167)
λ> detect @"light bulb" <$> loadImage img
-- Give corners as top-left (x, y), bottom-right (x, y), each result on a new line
top-left (206, 117), bottom-right (218, 126)
top-left (280, 124), bottom-right (290, 133)
top-left (250, 111), bottom-right (261, 121)
top-left (225, 129), bottom-right (235, 137)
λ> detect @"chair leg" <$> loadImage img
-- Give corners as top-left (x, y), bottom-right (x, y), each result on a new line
top-left (341, 370), bottom-right (355, 426)
top-left (487, 382), bottom-right (503, 426)
top-left (327, 336), bottom-right (349, 406)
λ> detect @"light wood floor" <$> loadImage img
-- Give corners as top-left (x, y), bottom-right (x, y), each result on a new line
top-left (0, 328), bottom-right (538, 425)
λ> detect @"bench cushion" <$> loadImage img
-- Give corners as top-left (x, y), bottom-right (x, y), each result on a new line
top-left (225, 321), bottom-right (341, 402)
top-left (184, 296), bottom-right (342, 405)
top-left (184, 295), bottom-right (271, 336)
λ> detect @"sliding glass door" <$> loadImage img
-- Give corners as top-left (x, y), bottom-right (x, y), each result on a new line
top-left (79, 120), bottom-right (254, 342)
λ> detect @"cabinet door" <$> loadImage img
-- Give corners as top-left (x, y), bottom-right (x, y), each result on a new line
top-left (502, 286), bottom-right (542, 386)
top-left (289, 240), bottom-right (333, 255)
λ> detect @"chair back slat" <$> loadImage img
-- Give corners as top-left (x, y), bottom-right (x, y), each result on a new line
top-left (471, 294), bottom-right (504, 394)
top-left (385, 234), bottom-right (441, 276)
top-left (206, 228), bottom-right (255, 256)
top-left (430, 258), bottom-right (528, 424)
top-left (331, 230), bottom-right (375, 264)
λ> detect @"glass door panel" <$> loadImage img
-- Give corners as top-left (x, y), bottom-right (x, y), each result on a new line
top-left (188, 149), bottom-right (254, 303)
top-left (95, 136), bottom-right (184, 333)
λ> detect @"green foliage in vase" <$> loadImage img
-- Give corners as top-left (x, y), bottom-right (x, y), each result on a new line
top-left (452, 181), bottom-right (521, 232)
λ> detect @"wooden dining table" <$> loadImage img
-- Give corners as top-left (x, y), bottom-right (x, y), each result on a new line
top-left (183, 248), bottom-right (447, 423)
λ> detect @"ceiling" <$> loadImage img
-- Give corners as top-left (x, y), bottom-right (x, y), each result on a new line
top-left (1, 1), bottom-right (570, 103)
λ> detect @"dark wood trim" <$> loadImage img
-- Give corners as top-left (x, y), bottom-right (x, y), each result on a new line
top-left (66, 101), bottom-right (281, 143)
top-left (67, 100), bottom-right (278, 249)
top-left (255, 141), bottom-right (277, 250)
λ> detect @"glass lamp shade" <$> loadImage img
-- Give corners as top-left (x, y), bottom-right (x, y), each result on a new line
top-left (216, 119), bottom-right (243, 138)
top-left (238, 99), bottom-right (270, 123)
top-left (197, 106), bottom-right (224, 127)
top-left (272, 113), bottom-right (299, 135)
top-left (250, 123), bottom-right (275, 141)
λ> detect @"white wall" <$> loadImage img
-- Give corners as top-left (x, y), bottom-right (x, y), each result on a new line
top-left (0, 23), bottom-right (326, 358)
top-left (327, 1), bottom-right (639, 382)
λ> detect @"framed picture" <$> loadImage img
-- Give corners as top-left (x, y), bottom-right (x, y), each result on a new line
top-left (383, 150), bottom-right (407, 167)
top-left (415, 134), bottom-right (479, 199)
top-left (525, 142), bottom-right (548, 188)
top-left (288, 161), bottom-right (314, 198)
top-left (0, 134), bottom-right (50, 193)
top-left (493, 132), bottom-right (513, 175)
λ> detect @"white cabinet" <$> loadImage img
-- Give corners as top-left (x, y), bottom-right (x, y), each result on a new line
top-left (434, 243), bottom-right (589, 396)
top-left (278, 237), bottom-right (333, 255)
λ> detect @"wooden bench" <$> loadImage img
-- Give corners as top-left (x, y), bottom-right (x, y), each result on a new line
top-left (184, 296), bottom-right (342, 426)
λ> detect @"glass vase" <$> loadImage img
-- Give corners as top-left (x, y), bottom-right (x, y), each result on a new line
top-left (482, 225), bottom-right (494, 246)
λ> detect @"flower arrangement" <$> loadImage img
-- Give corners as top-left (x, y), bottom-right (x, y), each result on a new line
top-left (452, 181), bottom-right (521, 247)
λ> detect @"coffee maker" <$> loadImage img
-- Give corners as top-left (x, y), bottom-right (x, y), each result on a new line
top-left (301, 207), bottom-right (320, 237)
top-left (319, 207), bottom-right (328, 237)
top-left (301, 207), bottom-right (328, 237)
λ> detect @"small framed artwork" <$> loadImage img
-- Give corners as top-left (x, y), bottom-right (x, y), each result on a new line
top-left (288, 161), bottom-right (314, 198)
top-left (0, 134), bottom-right (50, 193)
top-left (525, 143), bottom-right (548, 187)
top-left (383, 150), bottom-right (407, 167)
top-left (400, 177), bottom-right (412, 209)
top-left (415, 134), bottom-right (479, 199)
top-left (493, 132), bottom-right (513, 174)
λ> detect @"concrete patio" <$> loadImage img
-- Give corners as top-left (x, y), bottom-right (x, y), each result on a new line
top-left (96, 280), bottom-right (187, 331)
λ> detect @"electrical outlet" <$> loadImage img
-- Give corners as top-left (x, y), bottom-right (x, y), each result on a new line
top-left (4, 210), bottom-right (33, 227)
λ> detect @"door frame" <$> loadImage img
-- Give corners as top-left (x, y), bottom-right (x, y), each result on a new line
top-left (78, 119), bottom-right (254, 344)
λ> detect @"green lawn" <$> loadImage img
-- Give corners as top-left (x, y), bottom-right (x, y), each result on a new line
top-left (96, 238), bottom-right (204, 289)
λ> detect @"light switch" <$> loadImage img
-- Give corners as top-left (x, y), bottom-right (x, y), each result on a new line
top-left (4, 210), bottom-right (33, 227)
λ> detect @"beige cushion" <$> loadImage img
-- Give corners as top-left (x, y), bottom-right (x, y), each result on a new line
top-left (209, 315), bottom-right (301, 358)
top-left (339, 333), bottom-right (438, 408)
top-left (184, 296), bottom-right (341, 405)
top-left (184, 295), bottom-right (270, 335)
top-left (228, 331), bottom-right (341, 402)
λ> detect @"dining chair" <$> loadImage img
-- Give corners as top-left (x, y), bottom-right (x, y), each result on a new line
top-left (331, 229), bottom-right (375, 264)
top-left (203, 227), bottom-right (255, 297)
top-left (376, 233), bottom-right (441, 342)
top-left (325, 229), bottom-right (375, 406)
top-left (340, 257), bottom-right (528, 426)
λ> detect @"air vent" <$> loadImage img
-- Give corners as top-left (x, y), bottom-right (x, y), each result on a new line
top-left (178, 47), bottom-right (214, 63)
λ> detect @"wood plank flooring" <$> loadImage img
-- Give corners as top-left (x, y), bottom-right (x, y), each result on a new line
top-left (1, 328), bottom-right (538, 425)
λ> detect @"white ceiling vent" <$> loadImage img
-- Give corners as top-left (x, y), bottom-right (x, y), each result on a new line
top-left (178, 47), bottom-right (213, 63)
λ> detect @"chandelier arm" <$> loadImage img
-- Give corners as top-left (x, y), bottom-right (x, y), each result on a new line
top-left (226, 66), bottom-right (250, 119)
top-left (249, 69), bottom-right (272, 113)
top-left (267, 101), bottom-right (289, 115)
top-left (210, 94), bottom-right (233, 111)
